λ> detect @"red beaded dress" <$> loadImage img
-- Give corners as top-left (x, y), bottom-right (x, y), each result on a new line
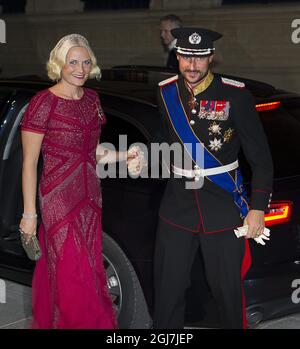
top-left (21, 88), bottom-right (116, 329)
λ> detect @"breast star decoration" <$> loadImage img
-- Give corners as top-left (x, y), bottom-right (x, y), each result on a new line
top-left (209, 138), bottom-right (223, 152)
top-left (208, 122), bottom-right (222, 136)
top-left (223, 128), bottom-right (234, 143)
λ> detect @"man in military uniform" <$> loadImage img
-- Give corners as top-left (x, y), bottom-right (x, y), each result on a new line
top-left (152, 27), bottom-right (273, 329)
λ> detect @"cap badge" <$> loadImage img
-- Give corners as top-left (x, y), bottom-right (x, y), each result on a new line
top-left (189, 32), bottom-right (201, 45)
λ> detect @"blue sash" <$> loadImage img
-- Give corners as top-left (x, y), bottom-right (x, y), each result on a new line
top-left (161, 81), bottom-right (249, 218)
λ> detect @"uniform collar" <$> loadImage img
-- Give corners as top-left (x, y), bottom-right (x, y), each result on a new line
top-left (189, 70), bottom-right (214, 96)
top-left (168, 39), bottom-right (177, 51)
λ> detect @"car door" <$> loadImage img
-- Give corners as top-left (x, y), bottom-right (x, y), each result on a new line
top-left (239, 95), bottom-right (300, 313)
top-left (0, 89), bottom-right (37, 273)
top-left (249, 96), bottom-right (300, 267)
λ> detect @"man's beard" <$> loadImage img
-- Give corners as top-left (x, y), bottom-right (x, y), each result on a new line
top-left (182, 69), bottom-right (209, 85)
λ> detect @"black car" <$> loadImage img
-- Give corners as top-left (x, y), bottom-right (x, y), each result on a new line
top-left (0, 68), bottom-right (300, 328)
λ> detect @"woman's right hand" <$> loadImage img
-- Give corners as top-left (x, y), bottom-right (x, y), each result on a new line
top-left (19, 217), bottom-right (37, 243)
top-left (127, 146), bottom-right (147, 176)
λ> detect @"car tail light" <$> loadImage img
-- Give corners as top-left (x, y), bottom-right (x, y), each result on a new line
top-left (264, 201), bottom-right (292, 227)
top-left (255, 101), bottom-right (281, 111)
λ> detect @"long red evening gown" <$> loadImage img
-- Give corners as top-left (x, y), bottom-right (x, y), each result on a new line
top-left (21, 88), bottom-right (116, 329)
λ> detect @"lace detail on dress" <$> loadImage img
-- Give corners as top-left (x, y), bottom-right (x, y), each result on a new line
top-left (21, 90), bottom-right (54, 133)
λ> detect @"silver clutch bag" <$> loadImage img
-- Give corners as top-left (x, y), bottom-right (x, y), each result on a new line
top-left (19, 230), bottom-right (42, 261)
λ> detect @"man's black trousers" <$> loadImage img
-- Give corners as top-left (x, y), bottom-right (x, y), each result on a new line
top-left (153, 219), bottom-right (252, 329)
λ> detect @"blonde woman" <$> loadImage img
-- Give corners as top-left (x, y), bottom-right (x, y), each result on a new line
top-left (19, 34), bottom-right (135, 329)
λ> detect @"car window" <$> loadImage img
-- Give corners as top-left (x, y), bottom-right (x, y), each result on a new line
top-left (238, 97), bottom-right (300, 182)
top-left (0, 88), bottom-right (14, 125)
top-left (2, 102), bottom-right (28, 160)
top-left (99, 113), bottom-right (150, 182)
top-left (101, 113), bottom-right (148, 147)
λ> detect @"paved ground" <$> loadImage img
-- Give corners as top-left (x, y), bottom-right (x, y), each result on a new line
top-left (0, 280), bottom-right (32, 329)
top-left (0, 279), bottom-right (300, 329)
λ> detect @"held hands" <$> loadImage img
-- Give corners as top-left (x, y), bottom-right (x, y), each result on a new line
top-left (127, 145), bottom-right (147, 176)
top-left (95, 144), bottom-right (147, 177)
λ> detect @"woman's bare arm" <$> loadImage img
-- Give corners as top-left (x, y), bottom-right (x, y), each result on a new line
top-left (19, 131), bottom-right (44, 239)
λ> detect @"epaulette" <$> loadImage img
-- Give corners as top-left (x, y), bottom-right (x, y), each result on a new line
top-left (221, 77), bottom-right (245, 88)
top-left (158, 75), bottom-right (179, 87)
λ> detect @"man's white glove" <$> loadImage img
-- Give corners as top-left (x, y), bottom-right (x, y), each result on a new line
top-left (234, 225), bottom-right (270, 245)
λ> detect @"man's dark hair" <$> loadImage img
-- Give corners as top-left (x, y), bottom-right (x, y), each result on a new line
top-left (160, 14), bottom-right (183, 27)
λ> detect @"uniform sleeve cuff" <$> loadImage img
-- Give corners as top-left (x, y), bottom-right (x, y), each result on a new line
top-left (250, 190), bottom-right (272, 211)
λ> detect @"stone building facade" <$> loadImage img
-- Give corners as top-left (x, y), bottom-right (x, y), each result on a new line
top-left (0, 0), bottom-right (299, 94)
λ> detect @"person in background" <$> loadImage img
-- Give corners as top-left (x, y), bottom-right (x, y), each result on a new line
top-left (159, 14), bottom-right (182, 70)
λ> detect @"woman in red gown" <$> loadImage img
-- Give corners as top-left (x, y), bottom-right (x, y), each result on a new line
top-left (19, 34), bottom-right (135, 329)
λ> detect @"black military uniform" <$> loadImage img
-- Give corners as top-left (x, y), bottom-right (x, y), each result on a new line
top-left (153, 28), bottom-right (273, 329)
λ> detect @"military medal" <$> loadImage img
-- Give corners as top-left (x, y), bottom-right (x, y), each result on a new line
top-left (198, 100), bottom-right (213, 119)
top-left (198, 100), bottom-right (230, 120)
top-left (223, 128), bottom-right (234, 143)
top-left (187, 95), bottom-right (199, 123)
top-left (208, 138), bottom-right (223, 152)
top-left (188, 97), bottom-right (198, 114)
top-left (208, 122), bottom-right (222, 135)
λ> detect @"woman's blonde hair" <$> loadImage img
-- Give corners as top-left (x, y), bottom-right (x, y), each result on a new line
top-left (47, 34), bottom-right (101, 81)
